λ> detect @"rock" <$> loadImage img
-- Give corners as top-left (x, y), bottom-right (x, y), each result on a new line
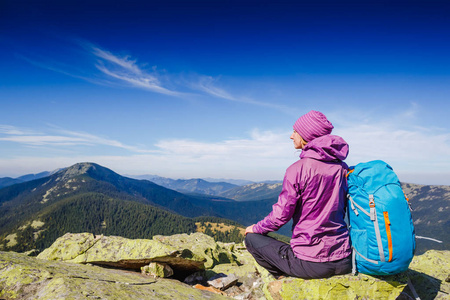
top-left (264, 273), bottom-right (408, 300)
top-left (223, 285), bottom-right (245, 298)
top-left (262, 250), bottom-right (450, 300)
top-left (141, 262), bottom-right (173, 278)
top-left (0, 251), bottom-right (229, 300)
top-left (23, 249), bottom-right (40, 256)
top-left (153, 232), bottom-right (237, 268)
top-left (37, 232), bottom-right (235, 273)
top-left (405, 250), bottom-right (449, 299)
top-left (207, 273), bottom-right (239, 290)
top-left (184, 271), bottom-right (207, 285)
top-left (3, 232), bottom-right (448, 300)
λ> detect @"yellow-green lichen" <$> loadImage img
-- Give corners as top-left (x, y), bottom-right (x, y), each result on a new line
top-left (264, 275), bottom-right (407, 300)
top-left (1, 250), bottom-right (229, 300)
top-left (0, 289), bottom-right (18, 299)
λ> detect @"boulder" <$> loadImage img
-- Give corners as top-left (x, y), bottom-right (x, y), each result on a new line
top-left (264, 273), bottom-right (408, 300)
top-left (0, 251), bottom-right (228, 300)
top-left (37, 232), bottom-right (235, 273)
top-left (141, 262), bottom-right (174, 278)
top-left (405, 250), bottom-right (449, 299)
top-left (207, 273), bottom-right (239, 290)
top-left (263, 250), bottom-right (450, 300)
top-left (153, 232), bottom-right (237, 268)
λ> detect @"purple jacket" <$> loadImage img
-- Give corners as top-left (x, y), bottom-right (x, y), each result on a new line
top-left (253, 134), bottom-right (351, 262)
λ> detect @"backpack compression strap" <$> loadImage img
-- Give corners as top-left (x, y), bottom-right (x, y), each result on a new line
top-left (348, 194), bottom-right (386, 269)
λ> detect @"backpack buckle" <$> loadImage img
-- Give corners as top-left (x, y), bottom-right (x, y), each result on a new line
top-left (369, 195), bottom-right (376, 221)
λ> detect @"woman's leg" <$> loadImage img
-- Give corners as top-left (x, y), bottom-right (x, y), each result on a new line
top-left (245, 233), bottom-right (352, 279)
top-left (244, 233), bottom-right (291, 278)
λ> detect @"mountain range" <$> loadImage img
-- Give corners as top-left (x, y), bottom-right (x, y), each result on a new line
top-left (0, 163), bottom-right (278, 253)
top-left (0, 171), bottom-right (53, 189)
top-left (0, 162), bottom-right (448, 255)
top-left (130, 174), bottom-right (238, 196)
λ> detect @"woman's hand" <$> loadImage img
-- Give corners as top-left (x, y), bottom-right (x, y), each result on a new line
top-left (245, 224), bottom-right (255, 235)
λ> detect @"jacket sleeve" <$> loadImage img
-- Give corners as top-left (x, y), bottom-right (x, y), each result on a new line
top-left (253, 164), bottom-right (301, 235)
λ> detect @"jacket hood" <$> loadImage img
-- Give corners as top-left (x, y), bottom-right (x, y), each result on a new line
top-left (300, 134), bottom-right (349, 161)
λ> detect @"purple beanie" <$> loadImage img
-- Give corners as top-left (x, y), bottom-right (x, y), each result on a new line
top-left (293, 110), bottom-right (334, 142)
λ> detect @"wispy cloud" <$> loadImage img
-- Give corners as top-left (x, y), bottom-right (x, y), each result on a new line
top-left (19, 39), bottom-right (294, 114)
top-left (0, 125), bottom-right (38, 136)
top-left (194, 75), bottom-right (295, 114)
top-left (0, 125), bottom-right (151, 153)
top-left (15, 54), bottom-right (98, 84)
top-left (194, 76), bottom-right (237, 101)
top-left (89, 45), bottom-right (183, 96)
top-left (91, 47), bottom-right (143, 75)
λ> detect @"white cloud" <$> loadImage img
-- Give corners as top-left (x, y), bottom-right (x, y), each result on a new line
top-left (90, 45), bottom-right (185, 96)
top-left (0, 128), bottom-right (296, 180)
top-left (0, 125), bottom-right (151, 153)
top-left (330, 107), bottom-right (450, 185)
top-left (193, 75), bottom-right (295, 115)
top-left (91, 47), bottom-right (142, 75)
top-left (19, 40), bottom-right (296, 114)
top-left (1, 122), bottom-right (449, 185)
top-left (194, 76), bottom-right (237, 101)
top-left (0, 125), bottom-right (38, 136)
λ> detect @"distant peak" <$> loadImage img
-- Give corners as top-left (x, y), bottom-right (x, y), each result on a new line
top-left (55, 162), bottom-right (98, 181)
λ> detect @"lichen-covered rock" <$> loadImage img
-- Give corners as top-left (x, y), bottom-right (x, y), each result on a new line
top-left (405, 250), bottom-right (449, 299)
top-left (262, 250), bottom-right (450, 300)
top-left (209, 245), bottom-right (271, 299)
top-left (37, 232), bottom-right (236, 273)
top-left (0, 251), bottom-right (229, 300)
top-left (264, 273), bottom-right (408, 300)
top-left (141, 262), bottom-right (174, 278)
top-left (154, 232), bottom-right (237, 268)
top-left (9, 232), bottom-right (449, 300)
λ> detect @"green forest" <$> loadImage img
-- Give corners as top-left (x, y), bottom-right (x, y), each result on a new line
top-left (1, 193), bottom-right (250, 253)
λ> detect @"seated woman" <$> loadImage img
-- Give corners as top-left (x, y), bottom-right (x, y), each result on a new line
top-left (245, 110), bottom-right (352, 279)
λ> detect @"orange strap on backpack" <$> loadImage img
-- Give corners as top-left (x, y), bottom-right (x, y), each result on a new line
top-left (346, 169), bottom-right (354, 178)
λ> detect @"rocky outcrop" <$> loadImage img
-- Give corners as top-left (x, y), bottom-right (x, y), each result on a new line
top-left (405, 250), bottom-right (449, 299)
top-left (37, 232), bottom-right (235, 272)
top-left (0, 251), bottom-right (228, 300)
top-left (262, 249), bottom-right (449, 300)
top-left (1, 232), bottom-right (448, 299)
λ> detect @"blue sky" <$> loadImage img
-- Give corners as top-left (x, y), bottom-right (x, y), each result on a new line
top-left (1, 0), bottom-right (449, 185)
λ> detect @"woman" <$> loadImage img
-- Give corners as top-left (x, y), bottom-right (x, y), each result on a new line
top-left (245, 110), bottom-right (352, 279)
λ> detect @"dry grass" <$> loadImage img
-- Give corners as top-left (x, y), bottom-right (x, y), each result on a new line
top-left (195, 222), bottom-right (245, 236)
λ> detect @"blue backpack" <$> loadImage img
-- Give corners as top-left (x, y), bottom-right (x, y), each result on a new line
top-left (346, 160), bottom-right (415, 275)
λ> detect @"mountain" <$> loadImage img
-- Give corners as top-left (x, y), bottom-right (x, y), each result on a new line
top-left (0, 171), bottom-right (53, 189)
top-left (0, 162), bottom-right (275, 253)
top-left (16, 171), bottom-right (53, 182)
top-left (202, 177), bottom-right (255, 186)
top-left (219, 182), bottom-right (283, 201)
top-left (402, 182), bottom-right (450, 254)
top-left (0, 177), bottom-right (23, 189)
top-left (131, 174), bottom-right (237, 196)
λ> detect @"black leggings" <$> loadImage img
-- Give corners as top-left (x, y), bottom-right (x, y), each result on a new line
top-left (245, 233), bottom-right (351, 279)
